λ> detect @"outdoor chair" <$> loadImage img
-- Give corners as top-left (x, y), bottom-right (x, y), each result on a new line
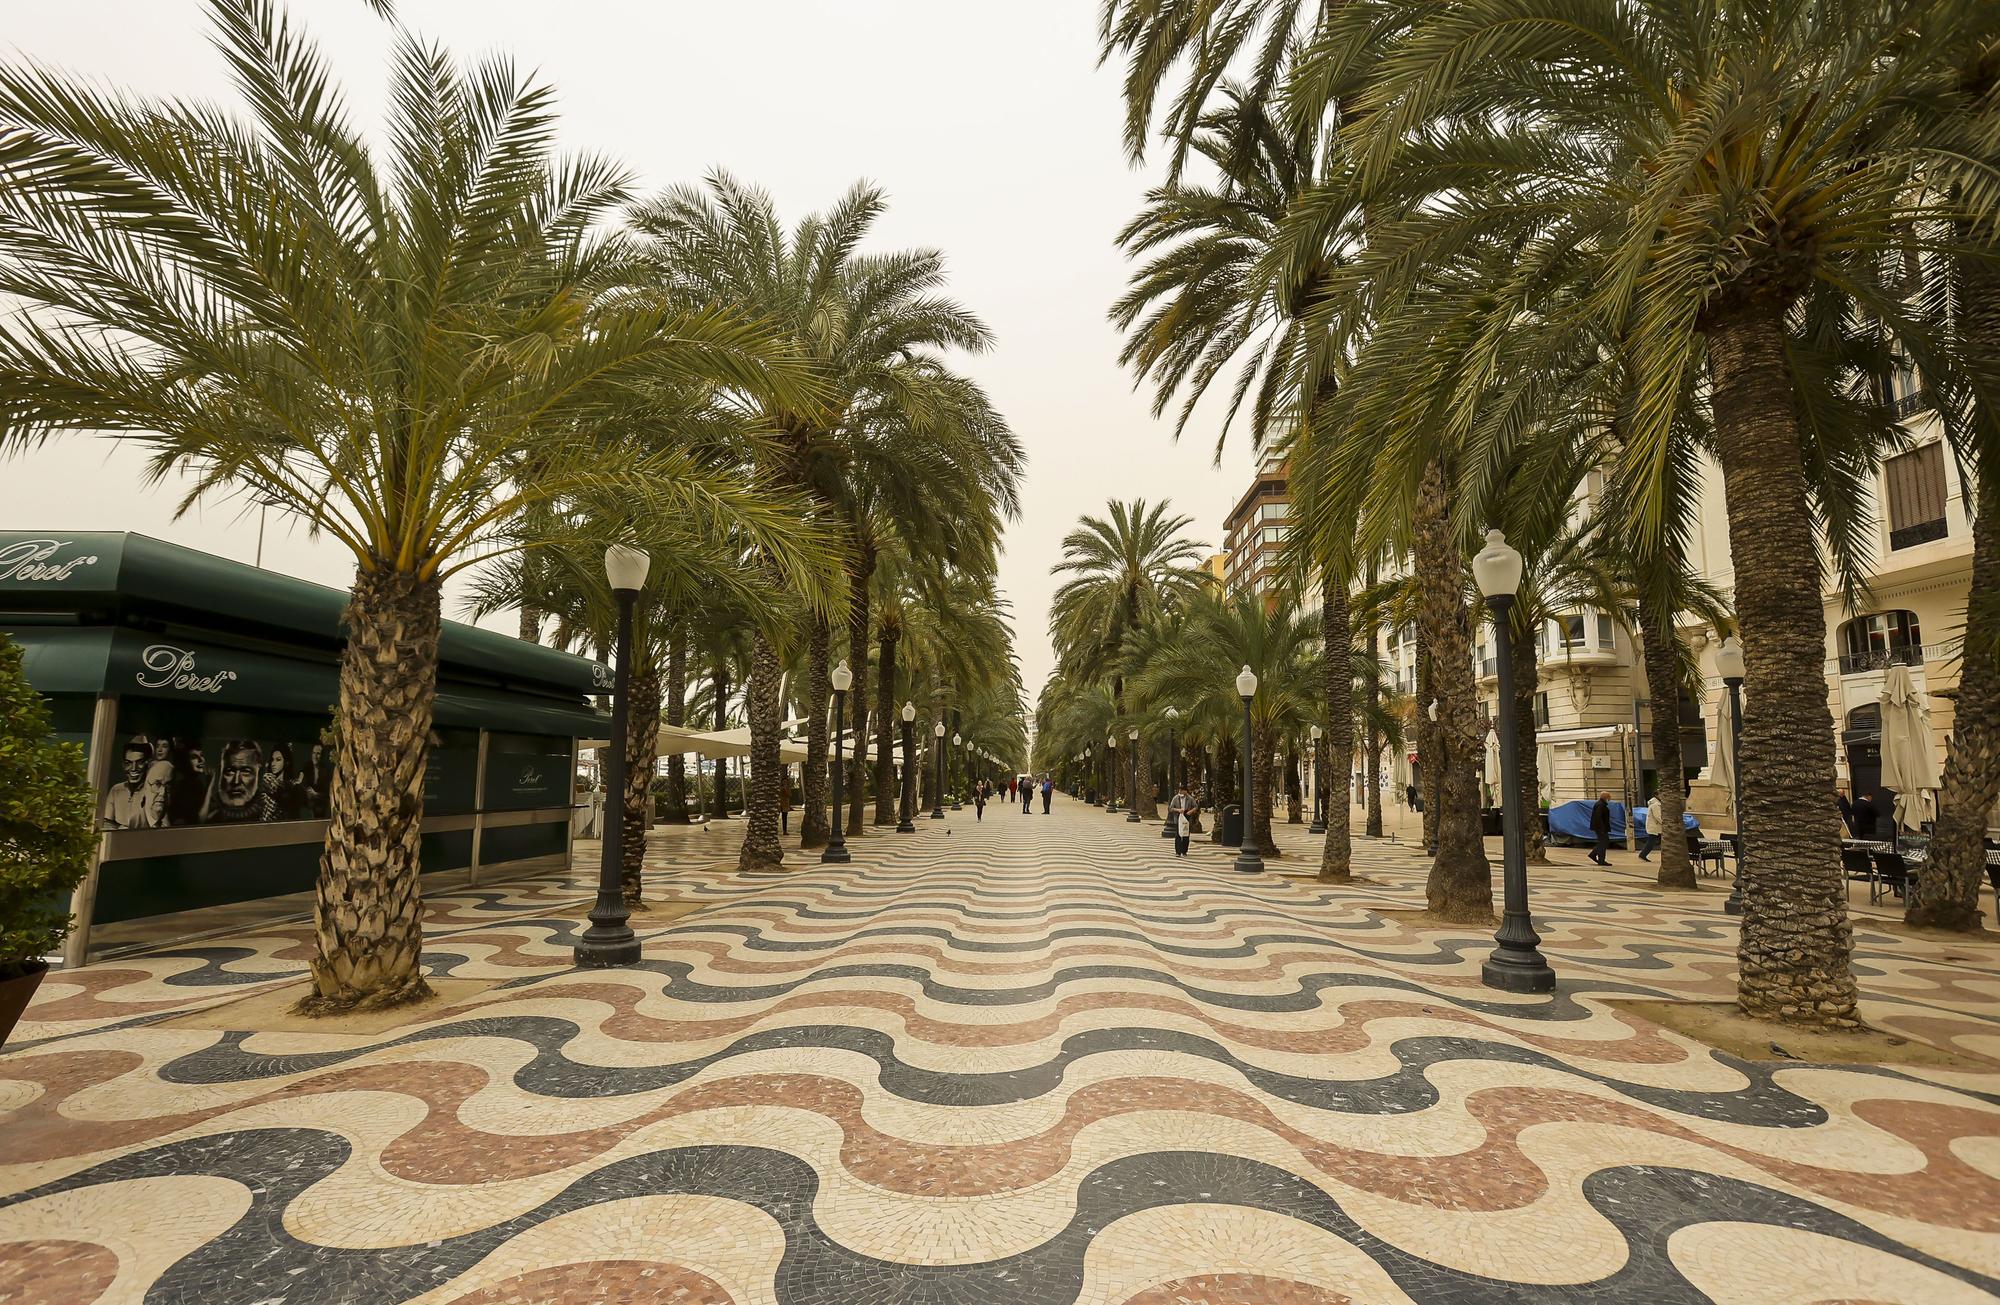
top-left (1841, 845), bottom-right (1876, 900)
top-left (1869, 849), bottom-right (1909, 905)
top-left (1689, 837), bottom-right (1728, 877)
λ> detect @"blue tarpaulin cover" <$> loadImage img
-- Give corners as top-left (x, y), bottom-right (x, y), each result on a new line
top-left (1547, 798), bottom-right (1625, 842)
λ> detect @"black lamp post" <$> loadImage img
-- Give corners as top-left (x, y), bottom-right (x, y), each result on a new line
top-left (1234, 665), bottom-right (1263, 873)
top-left (1106, 733), bottom-right (1119, 812)
top-left (1308, 723), bottom-right (1326, 834)
top-left (576, 543), bottom-right (649, 968)
top-left (930, 720), bottom-right (946, 819)
top-left (1161, 707), bottom-right (1180, 838)
top-left (1126, 727), bottom-right (1142, 822)
top-left (1473, 530), bottom-right (1556, 993)
top-left (822, 660), bottom-right (853, 864)
top-left (897, 701), bottom-right (917, 833)
top-left (950, 731), bottom-right (963, 811)
top-left (1717, 635), bottom-right (1748, 915)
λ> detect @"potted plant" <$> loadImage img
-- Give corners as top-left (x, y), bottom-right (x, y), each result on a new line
top-left (0, 631), bottom-right (96, 1049)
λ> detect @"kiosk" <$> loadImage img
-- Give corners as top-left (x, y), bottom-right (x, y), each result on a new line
top-left (0, 532), bottom-right (609, 961)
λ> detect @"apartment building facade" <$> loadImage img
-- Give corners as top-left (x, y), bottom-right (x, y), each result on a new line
top-left (1222, 452), bottom-right (1292, 602)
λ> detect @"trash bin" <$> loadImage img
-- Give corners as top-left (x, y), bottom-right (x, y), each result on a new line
top-left (1220, 803), bottom-right (1244, 847)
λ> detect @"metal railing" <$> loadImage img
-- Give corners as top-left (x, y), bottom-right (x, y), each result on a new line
top-left (1836, 644), bottom-right (1934, 675)
top-left (1890, 389), bottom-right (1928, 420)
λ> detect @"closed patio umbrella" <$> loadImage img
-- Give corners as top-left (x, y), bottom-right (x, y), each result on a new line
top-left (1709, 687), bottom-right (1735, 813)
top-left (1877, 664), bottom-right (1940, 832)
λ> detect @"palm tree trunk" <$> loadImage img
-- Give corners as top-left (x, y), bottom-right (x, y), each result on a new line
top-left (738, 633), bottom-right (785, 870)
top-left (846, 554), bottom-right (874, 837)
top-left (1212, 736), bottom-right (1238, 842)
top-left (1511, 607), bottom-right (1547, 864)
top-left (1321, 572), bottom-right (1354, 881)
top-left (300, 569), bottom-right (438, 1013)
top-left (1414, 622), bottom-right (1439, 852)
top-left (620, 660), bottom-right (661, 908)
top-left (1706, 300), bottom-right (1857, 1028)
top-left (800, 620), bottom-right (832, 848)
top-left (1414, 457), bottom-right (1493, 922)
top-left (662, 624), bottom-right (689, 824)
top-left (874, 625), bottom-right (901, 825)
top-left (517, 604), bottom-right (541, 644)
top-left (1253, 724), bottom-right (1278, 855)
top-left (1914, 473), bottom-right (2000, 928)
top-left (712, 663), bottom-right (730, 820)
top-left (1365, 622), bottom-right (1384, 839)
top-left (1639, 607), bottom-right (1694, 889)
top-left (1285, 742), bottom-right (1303, 822)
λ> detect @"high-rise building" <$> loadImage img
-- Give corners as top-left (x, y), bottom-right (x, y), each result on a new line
top-left (1223, 451), bottom-right (1290, 601)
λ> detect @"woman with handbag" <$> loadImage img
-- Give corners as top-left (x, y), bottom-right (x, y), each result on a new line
top-left (1168, 782), bottom-right (1198, 857)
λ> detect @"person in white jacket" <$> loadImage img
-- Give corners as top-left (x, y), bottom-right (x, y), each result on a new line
top-left (1640, 793), bottom-right (1663, 860)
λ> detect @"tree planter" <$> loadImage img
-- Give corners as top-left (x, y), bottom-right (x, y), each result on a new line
top-left (0, 961), bottom-right (49, 1049)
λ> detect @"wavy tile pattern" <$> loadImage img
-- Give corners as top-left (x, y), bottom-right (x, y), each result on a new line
top-left (4, 807), bottom-right (2000, 1303)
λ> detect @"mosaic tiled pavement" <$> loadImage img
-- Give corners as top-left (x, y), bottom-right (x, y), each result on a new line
top-left (5, 804), bottom-right (2000, 1303)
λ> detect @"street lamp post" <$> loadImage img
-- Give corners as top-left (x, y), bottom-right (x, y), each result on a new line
top-left (822, 661), bottom-right (853, 864)
top-left (1127, 727), bottom-right (1142, 822)
top-left (930, 721), bottom-right (947, 819)
top-left (951, 732), bottom-right (963, 811)
top-left (1717, 635), bottom-right (1748, 916)
top-left (1106, 734), bottom-right (1119, 812)
top-left (1161, 707), bottom-right (1180, 839)
top-left (576, 544), bottom-right (649, 968)
top-left (1086, 745), bottom-right (1097, 805)
top-left (1234, 665), bottom-right (1263, 873)
top-left (1473, 530), bottom-right (1555, 993)
top-left (897, 702), bottom-right (917, 833)
top-left (1308, 723), bottom-right (1326, 834)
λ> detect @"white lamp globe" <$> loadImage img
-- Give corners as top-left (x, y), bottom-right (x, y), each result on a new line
top-left (830, 660), bottom-right (852, 692)
top-left (1235, 665), bottom-right (1258, 697)
top-left (1716, 635), bottom-right (1746, 681)
top-left (1471, 528), bottom-right (1523, 599)
top-left (603, 543), bottom-right (650, 593)
top-left (902, 701), bottom-right (916, 723)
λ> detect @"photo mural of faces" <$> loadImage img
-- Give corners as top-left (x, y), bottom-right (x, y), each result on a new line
top-left (100, 734), bottom-right (333, 830)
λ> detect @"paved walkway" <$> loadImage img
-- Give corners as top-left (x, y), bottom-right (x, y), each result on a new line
top-left (4, 799), bottom-right (2000, 1302)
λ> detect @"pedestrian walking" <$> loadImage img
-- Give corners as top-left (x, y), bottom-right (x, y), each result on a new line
top-left (1022, 779), bottom-right (1033, 814)
top-left (1040, 775), bottom-right (1052, 813)
top-left (974, 781), bottom-right (986, 821)
top-left (1168, 782), bottom-right (1197, 857)
top-left (1640, 793), bottom-right (1661, 861)
top-left (1589, 791), bottom-right (1613, 865)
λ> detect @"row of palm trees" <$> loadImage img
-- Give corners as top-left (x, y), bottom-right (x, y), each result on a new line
top-left (1089, 0), bottom-right (2000, 1031)
top-left (0, 0), bottom-right (1023, 1013)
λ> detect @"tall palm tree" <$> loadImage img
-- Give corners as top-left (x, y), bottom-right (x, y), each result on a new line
top-left (1135, 590), bottom-right (1320, 855)
top-left (0, 0), bottom-right (827, 1010)
top-left (1292, 0), bottom-right (1981, 1024)
top-left (631, 175), bottom-right (1007, 866)
top-left (1050, 499), bottom-right (1206, 806)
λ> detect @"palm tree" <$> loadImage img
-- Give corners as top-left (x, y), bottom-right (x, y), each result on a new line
top-left (1291, 0), bottom-right (1987, 1023)
top-left (1135, 590), bottom-right (1320, 856)
top-left (631, 175), bottom-right (1009, 866)
top-left (1051, 499), bottom-right (1206, 806)
top-left (0, 0), bottom-right (828, 1010)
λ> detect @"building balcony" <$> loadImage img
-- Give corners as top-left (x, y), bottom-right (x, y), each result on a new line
top-left (1836, 644), bottom-right (1940, 676)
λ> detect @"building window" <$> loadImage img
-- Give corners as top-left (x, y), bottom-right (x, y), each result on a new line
top-left (1839, 611), bottom-right (1924, 674)
top-left (1596, 613), bottom-right (1614, 649)
top-left (1558, 614), bottom-right (1589, 648)
top-left (1884, 442), bottom-right (1948, 549)
top-left (1534, 692), bottom-right (1550, 727)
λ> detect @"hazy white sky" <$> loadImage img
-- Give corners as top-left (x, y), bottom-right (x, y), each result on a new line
top-left (0, 1), bottom-right (1255, 703)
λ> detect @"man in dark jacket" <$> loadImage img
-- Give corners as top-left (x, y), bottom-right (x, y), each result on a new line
top-left (1589, 792), bottom-right (1613, 864)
